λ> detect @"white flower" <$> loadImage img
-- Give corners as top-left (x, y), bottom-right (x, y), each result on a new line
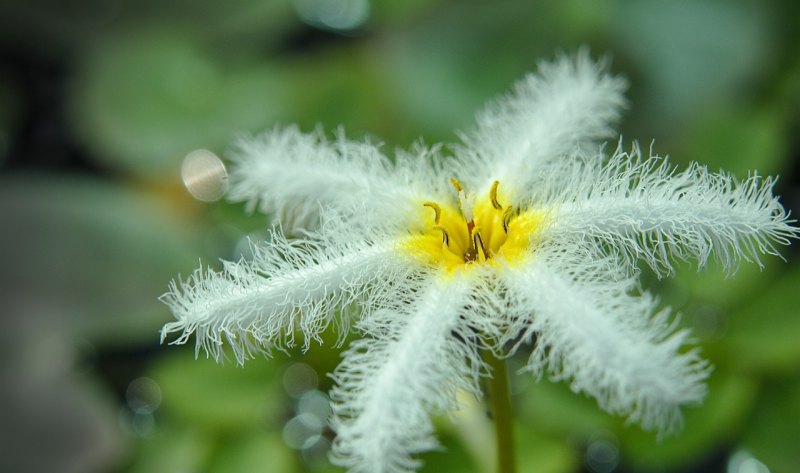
top-left (161, 51), bottom-right (798, 473)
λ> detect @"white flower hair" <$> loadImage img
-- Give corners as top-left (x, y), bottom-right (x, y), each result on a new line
top-left (161, 50), bottom-right (798, 473)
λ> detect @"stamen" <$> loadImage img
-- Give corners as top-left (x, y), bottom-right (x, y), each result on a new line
top-left (423, 202), bottom-right (442, 224)
top-left (502, 206), bottom-right (513, 233)
top-left (433, 225), bottom-right (450, 246)
top-left (449, 177), bottom-right (463, 193)
top-left (490, 180), bottom-right (502, 210)
top-left (473, 231), bottom-right (489, 260)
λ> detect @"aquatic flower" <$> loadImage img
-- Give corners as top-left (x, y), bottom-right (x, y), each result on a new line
top-left (161, 52), bottom-right (797, 473)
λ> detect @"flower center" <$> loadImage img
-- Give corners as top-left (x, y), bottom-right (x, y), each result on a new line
top-left (403, 179), bottom-right (544, 271)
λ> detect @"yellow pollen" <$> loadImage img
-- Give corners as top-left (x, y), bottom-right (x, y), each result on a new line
top-left (402, 180), bottom-right (546, 272)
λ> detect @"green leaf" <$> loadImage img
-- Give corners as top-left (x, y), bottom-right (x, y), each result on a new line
top-left (618, 371), bottom-right (757, 471)
top-left (210, 431), bottom-right (296, 473)
top-left (680, 106), bottom-right (788, 178)
top-left (419, 430), bottom-right (479, 473)
top-left (741, 378), bottom-right (800, 473)
top-left (615, 0), bottom-right (772, 129)
top-left (717, 265), bottom-right (800, 374)
top-left (126, 424), bottom-right (213, 473)
top-left (0, 175), bottom-right (200, 344)
top-left (370, 0), bottom-right (445, 24)
top-left (653, 262), bottom-right (780, 350)
top-left (515, 425), bottom-right (579, 473)
top-left (429, 390), bottom-right (577, 473)
top-left (665, 260), bottom-right (774, 312)
top-left (517, 376), bottom-right (615, 438)
top-left (128, 0), bottom-right (297, 43)
top-left (70, 31), bottom-right (292, 179)
top-left (151, 351), bottom-right (283, 433)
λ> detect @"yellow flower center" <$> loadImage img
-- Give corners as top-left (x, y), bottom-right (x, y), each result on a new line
top-left (402, 179), bottom-right (546, 272)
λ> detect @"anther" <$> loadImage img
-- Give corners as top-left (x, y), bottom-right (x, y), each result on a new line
top-left (490, 180), bottom-right (502, 210)
top-left (473, 231), bottom-right (489, 260)
top-left (502, 206), bottom-right (514, 234)
top-left (433, 225), bottom-right (450, 246)
top-left (423, 202), bottom-right (442, 224)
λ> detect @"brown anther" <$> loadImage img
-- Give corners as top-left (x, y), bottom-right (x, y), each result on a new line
top-left (490, 180), bottom-right (502, 210)
top-left (433, 225), bottom-right (450, 246)
top-left (474, 232), bottom-right (489, 260)
top-left (462, 230), bottom-right (488, 263)
top-left (502, 206), bottom-right (514, 233)
top-left (423, 202), bottom-right (442, 224)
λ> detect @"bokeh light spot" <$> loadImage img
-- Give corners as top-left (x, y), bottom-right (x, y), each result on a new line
top-left (283, 413), bottom-right (324, 450)
top-left (298, 389), bottom-right (332, 422)
top-left (292, 0), bottom-right (369, 31)
top-left (585, 431), bottom-right (619, 473)
top-left (181, 149), bottom-right (229, 202)
top-left (125, 377), bottom-right (162, 415)
top-left (727, 450), bottom-right (771, 473)
top-left (283, 362), bottom-right (319, 398)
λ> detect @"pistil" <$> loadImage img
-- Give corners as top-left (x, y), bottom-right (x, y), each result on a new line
top-left (450, 178), bottom-right (484, 262)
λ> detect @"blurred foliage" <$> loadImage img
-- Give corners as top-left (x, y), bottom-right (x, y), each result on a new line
top-left (1, 0), bottom-right (799, 472)
top-left (70, 30), bottom-right (294, 179)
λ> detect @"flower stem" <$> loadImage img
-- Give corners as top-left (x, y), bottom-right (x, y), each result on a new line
top-left (484, 351), bottom-right (516, 473)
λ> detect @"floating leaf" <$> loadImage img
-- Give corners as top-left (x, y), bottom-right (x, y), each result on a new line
top-left (679, 106), bottom-right (788, 178)
top-left (516, 424), bottom-right (578, 473)
top-left (210, 431), bottom-right (296, 473)
top-left (0, 175), bottom-right (200, 344)
top-left (719, 265), bottom-right (800, 374)
top-left (126, 424), bottom-right (213, 473)
top-left (151, 351), bottom-right (283, 433)
top-left (618, 372), bottom-right (757, 471)
top-left (517, 376), bottom-right (615, 439)
top-left (741, 378), bottom-right (800, 473)
top-left (70, 31), bottom-right (291, 179)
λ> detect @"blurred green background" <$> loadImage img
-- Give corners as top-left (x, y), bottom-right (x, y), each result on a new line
top-left (1, 0), bottom-right (799, 472)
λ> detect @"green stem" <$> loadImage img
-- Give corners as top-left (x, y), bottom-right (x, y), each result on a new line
top-left (484, 351), bottom-right (516, 473)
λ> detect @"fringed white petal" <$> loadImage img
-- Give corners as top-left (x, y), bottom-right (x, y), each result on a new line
top-left (226, 126), bottom-right (442, 231)
top-left (158, 49), bottom-right (800, 473)
top-left (329, 273), bottom-right (485, 473)
top-left (544, 143), bottom-right (799, 275)
top-left (160, 230), bottom-right (417, 364)
top-left (456, 49), bottom-right (627, 195)
top-left (501, 244), bottom-right (710, 433)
